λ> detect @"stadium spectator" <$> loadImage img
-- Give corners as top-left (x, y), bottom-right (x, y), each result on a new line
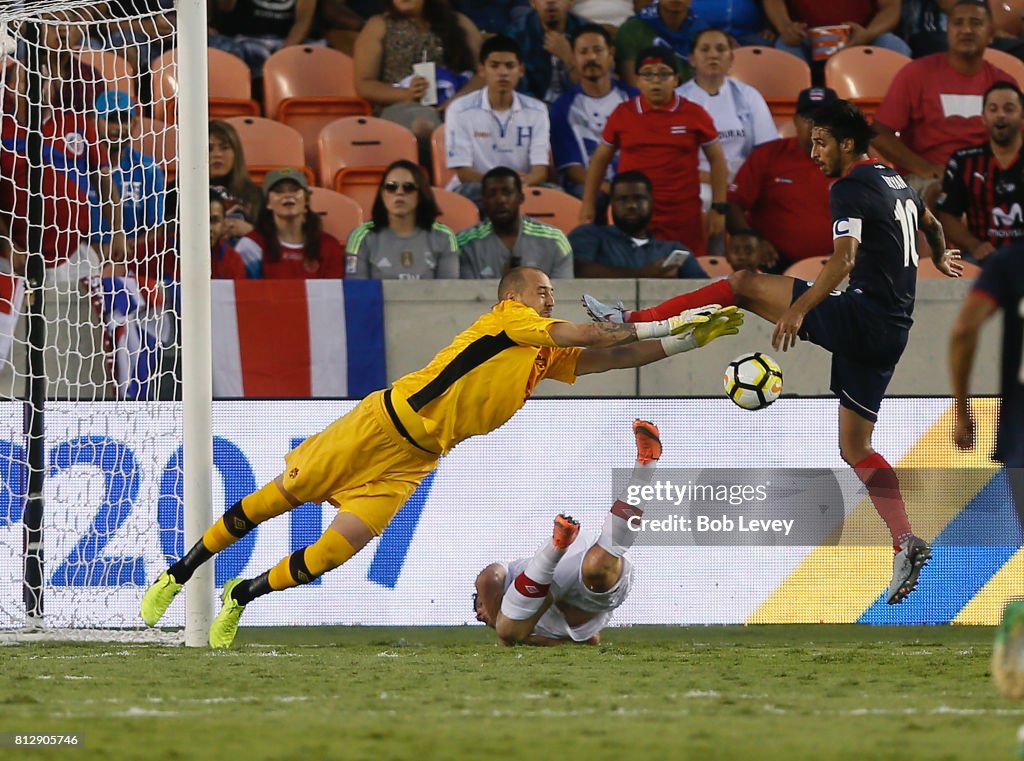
top-left (210, 187), bottom-right (252, 279)
top-left (690, 0), bottom-right (775, 46)
top-left (900, 0), bottom-right (952, 58)
top-left (508, 0), bottom-right (587, 104)
top-left (452, 0), bottom-right (530, 34)
top-left (208, 0), bottom-right (322, 79)
top-left (872, 0), bottom-right (1015, 207)
top-left (583, 100), bottom-right (965, 605)
top-left (208, 120), bottom-right (262, 241)
top-left (90, 89), bottom-right (172, 280)
top-left (763, 0), bottom-right (911, 63)
top-left (85, 1), bottom-right (175, 78)
top-left (458, 167), bottom-right (573, 278)
top-left (724, 229), bottom-right (770, 272)
top-left (581, 46), bottom-right (726, 257)
top-left (474, 421), bottom-right (661, 646)
top-left (550, 24), bottom-right (637, 212)
top-left (677, 28), bottom-right (778, 217)
top-left (726, 86), bottom-right (835, 269)
top-left (615, 0), bottom-right (705, 89)
top-left (139, 267), bottom-right (743, 648)
top-left (353, 0), bottom-right (482, 163)
top-left (0, 60), bottom-right (91, 273)
top-left (444, 35), bottom-right (552, 204)
top-left (571, 0), bottom-right (637, 28)
top-left (235, 168), bottom-right (345, 279)
top-left (937, 81), bottom-right (1024, 262)
top-left (569, 170), bottom-right (708, 278)
top-left (39, 10), bottom-right (104, 114)
top-left (345, 160), bottom-right (459, 279)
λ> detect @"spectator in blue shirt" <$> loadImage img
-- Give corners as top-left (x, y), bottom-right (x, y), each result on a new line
top-left (508, 0), bottom-right (588, 103)
top-left (569, 170), bottom-right (709, 278)
top-left (690, 0), bottom-right (775, 46)
top-left (550, 23), bottom-right (637, 214)
top-left (91, 89), bottom-right (173, 280)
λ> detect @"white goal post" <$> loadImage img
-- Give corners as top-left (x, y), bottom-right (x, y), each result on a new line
top-left (0, 0), bottom-right (212, 645)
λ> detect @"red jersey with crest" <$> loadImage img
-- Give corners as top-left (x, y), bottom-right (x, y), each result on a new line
top-left (602, 94), bottom-right (718, 255)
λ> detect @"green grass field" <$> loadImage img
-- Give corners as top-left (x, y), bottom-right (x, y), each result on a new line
top-left (1, 625), bottom-right (1021, 761)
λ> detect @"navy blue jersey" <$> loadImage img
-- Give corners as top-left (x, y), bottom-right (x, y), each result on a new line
top-left (973, 244), bottom-right (1024, 466)
top-left (830, 161), bottom-right (925, 326)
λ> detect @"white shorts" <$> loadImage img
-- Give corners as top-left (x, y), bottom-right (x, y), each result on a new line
top-left (504, 540), bottom-right (633, 642)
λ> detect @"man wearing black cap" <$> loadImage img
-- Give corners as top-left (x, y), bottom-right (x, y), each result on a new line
top-left (725, 86), bottom-right (837, 270)
top-left (580, 45), bottom-right (727, 257)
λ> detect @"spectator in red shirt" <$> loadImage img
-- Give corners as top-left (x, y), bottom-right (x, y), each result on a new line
top-left (234, 168), bottom-right (345, 279)
top-left (726, 87), bottom-right (835, 270)
top-left (763, 0), bottom-right (910, 62)
top-left (873, 0), bottom-right (1015, 207)
top-left (580, 46), bottom-right (727, 256)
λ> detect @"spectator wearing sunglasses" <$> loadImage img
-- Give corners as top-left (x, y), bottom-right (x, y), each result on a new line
top-left (345, 160), bottom-right (459, 279)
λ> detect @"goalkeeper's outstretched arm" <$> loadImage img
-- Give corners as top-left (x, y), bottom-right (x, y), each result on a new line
top-left (574, 309), bottom-right (743, 376)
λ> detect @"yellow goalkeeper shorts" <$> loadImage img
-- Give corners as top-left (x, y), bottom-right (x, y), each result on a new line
top-left (282, 390), bottom-right (439, 536)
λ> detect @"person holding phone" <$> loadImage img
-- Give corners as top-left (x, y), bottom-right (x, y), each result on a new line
top-left (569, 170), bottom-right (709, 278)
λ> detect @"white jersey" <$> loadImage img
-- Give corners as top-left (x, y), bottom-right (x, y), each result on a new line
top-left (503, 539), bottom-right (633, 642)
top-left (444, 89), bottom-right (551, 189)
top-left (676, 77), bottom-right (779, 179)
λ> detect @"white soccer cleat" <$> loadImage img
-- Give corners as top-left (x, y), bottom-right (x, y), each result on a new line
top-left (581, 294), bottom-right (627, 323)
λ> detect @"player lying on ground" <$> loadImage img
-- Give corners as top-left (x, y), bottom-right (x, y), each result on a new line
top-left (583, 99), bottom-right (965, 605)
top-left (473, 420), bottom-right (661, 645)
top-left (141, 267), bottom-right (742, 647)
top-left (948, 242), bottom-right (1024, 698)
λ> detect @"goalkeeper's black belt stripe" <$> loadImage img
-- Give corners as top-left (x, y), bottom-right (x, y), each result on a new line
top-left (383, 390), bottom-right (437, 455)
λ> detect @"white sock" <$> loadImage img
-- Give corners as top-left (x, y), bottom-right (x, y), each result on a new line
top-left (598, 461), bottom-right (656, 558)
top-left (499, 541), bottom-right (566, 621)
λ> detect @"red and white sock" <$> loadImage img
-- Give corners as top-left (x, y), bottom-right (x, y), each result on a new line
top-left (854, 453), bottom-right (913, 551)
top-left (500, 541), bottom-right (568, 621)
top-left (598, 459), bottom-right (657, 558)
top-left (628, 279), bottom-right (737, 322)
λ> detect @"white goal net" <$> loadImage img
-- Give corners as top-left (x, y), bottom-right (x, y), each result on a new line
top-left (0, 0), bottom-right (190, 639)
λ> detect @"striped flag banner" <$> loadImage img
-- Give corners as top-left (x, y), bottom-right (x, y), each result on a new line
top-left (211, 279), bottom-right (386, 398)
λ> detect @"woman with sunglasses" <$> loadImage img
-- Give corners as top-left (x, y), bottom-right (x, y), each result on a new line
top-left (345, 160), bottom-right (459, 279)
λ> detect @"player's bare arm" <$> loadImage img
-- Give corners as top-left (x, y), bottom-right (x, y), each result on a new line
top-left (549, 321), bottom-right (640, 348)
top-left (773, 236), bottom-right (858, 353)
top-left (949, 291), bottom-right (999, 450)
top-left (920, 206), bottom-right (964, 277)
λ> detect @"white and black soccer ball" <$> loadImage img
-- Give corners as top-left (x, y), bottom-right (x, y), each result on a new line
top-left (724, 352), bottom-right (783, 410)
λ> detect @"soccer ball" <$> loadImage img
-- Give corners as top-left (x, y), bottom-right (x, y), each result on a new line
top-left (724, 352), bottom-right (783, 410)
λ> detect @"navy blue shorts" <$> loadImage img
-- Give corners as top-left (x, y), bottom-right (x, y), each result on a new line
top-left (791, 280), bottom-right (909, 423)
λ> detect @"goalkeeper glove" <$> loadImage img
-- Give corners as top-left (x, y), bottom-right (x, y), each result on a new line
top-left (660, 307), bottom-right (743, 356)
top-left (634, 304), bottom-right (723, 340)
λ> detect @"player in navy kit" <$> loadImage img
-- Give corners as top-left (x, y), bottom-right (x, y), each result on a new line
top-left (949, 243), bottom-right (1024, 697)
top-left (583, 99), bottom-right (964, 603)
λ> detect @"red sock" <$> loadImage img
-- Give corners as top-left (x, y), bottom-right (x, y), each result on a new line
top-left (854, 453), bottom-right (912, 549)
top-left (628, 279), bottom-right (736, 322)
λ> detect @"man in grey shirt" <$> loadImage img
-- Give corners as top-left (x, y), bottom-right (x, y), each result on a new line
top-left (346, 222), bottom-right (460, 280)
top-left (458, 166), bottom-right (574, 279)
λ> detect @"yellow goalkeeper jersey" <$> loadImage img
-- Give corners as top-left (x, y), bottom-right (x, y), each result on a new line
top-left (389, 300), bottom-right (581, 455)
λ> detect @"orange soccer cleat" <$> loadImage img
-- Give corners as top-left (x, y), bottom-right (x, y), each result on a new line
top-left (633, 419), bottom-right (662, 464)
top-left (552, 514), bottom-right (580, 550)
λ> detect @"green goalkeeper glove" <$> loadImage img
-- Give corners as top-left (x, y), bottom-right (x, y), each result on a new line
top-left (660, 307), bottom-right (743, 356)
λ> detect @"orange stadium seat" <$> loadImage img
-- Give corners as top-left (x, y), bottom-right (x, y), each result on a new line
top-left (150, 49), bottom-right (260, 125)
top-left (697, 256), bottom-right (734, 278)
top-left (309, 187), bottom-right (364, 243)
top-left (74, 49), bottom-right (135, 99)
top-left (263, 46), bottom-right (372, 171)
top-left (519, 186), bottom-right (582, 235)
top-left (992, 0), bottom-right (1024, 38)
top-left (430, 125), bottom-right (456, 188)
top-left (432, 187), bottom-right (480, 233)
top-left (730, 46), bottom-right (811, 128)
top-left (223, 116), bottom-right (313, 186)
top-left (784, 257), bottom-right (831, 280)
top-left (984, 47), bottom-right (1024, 89)
top-left (825, 46), bottom-right (910, 121)
top-left (917, 257), bottom-right (981, 279)
top-left (318, 116), bottom-right (418, 210)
